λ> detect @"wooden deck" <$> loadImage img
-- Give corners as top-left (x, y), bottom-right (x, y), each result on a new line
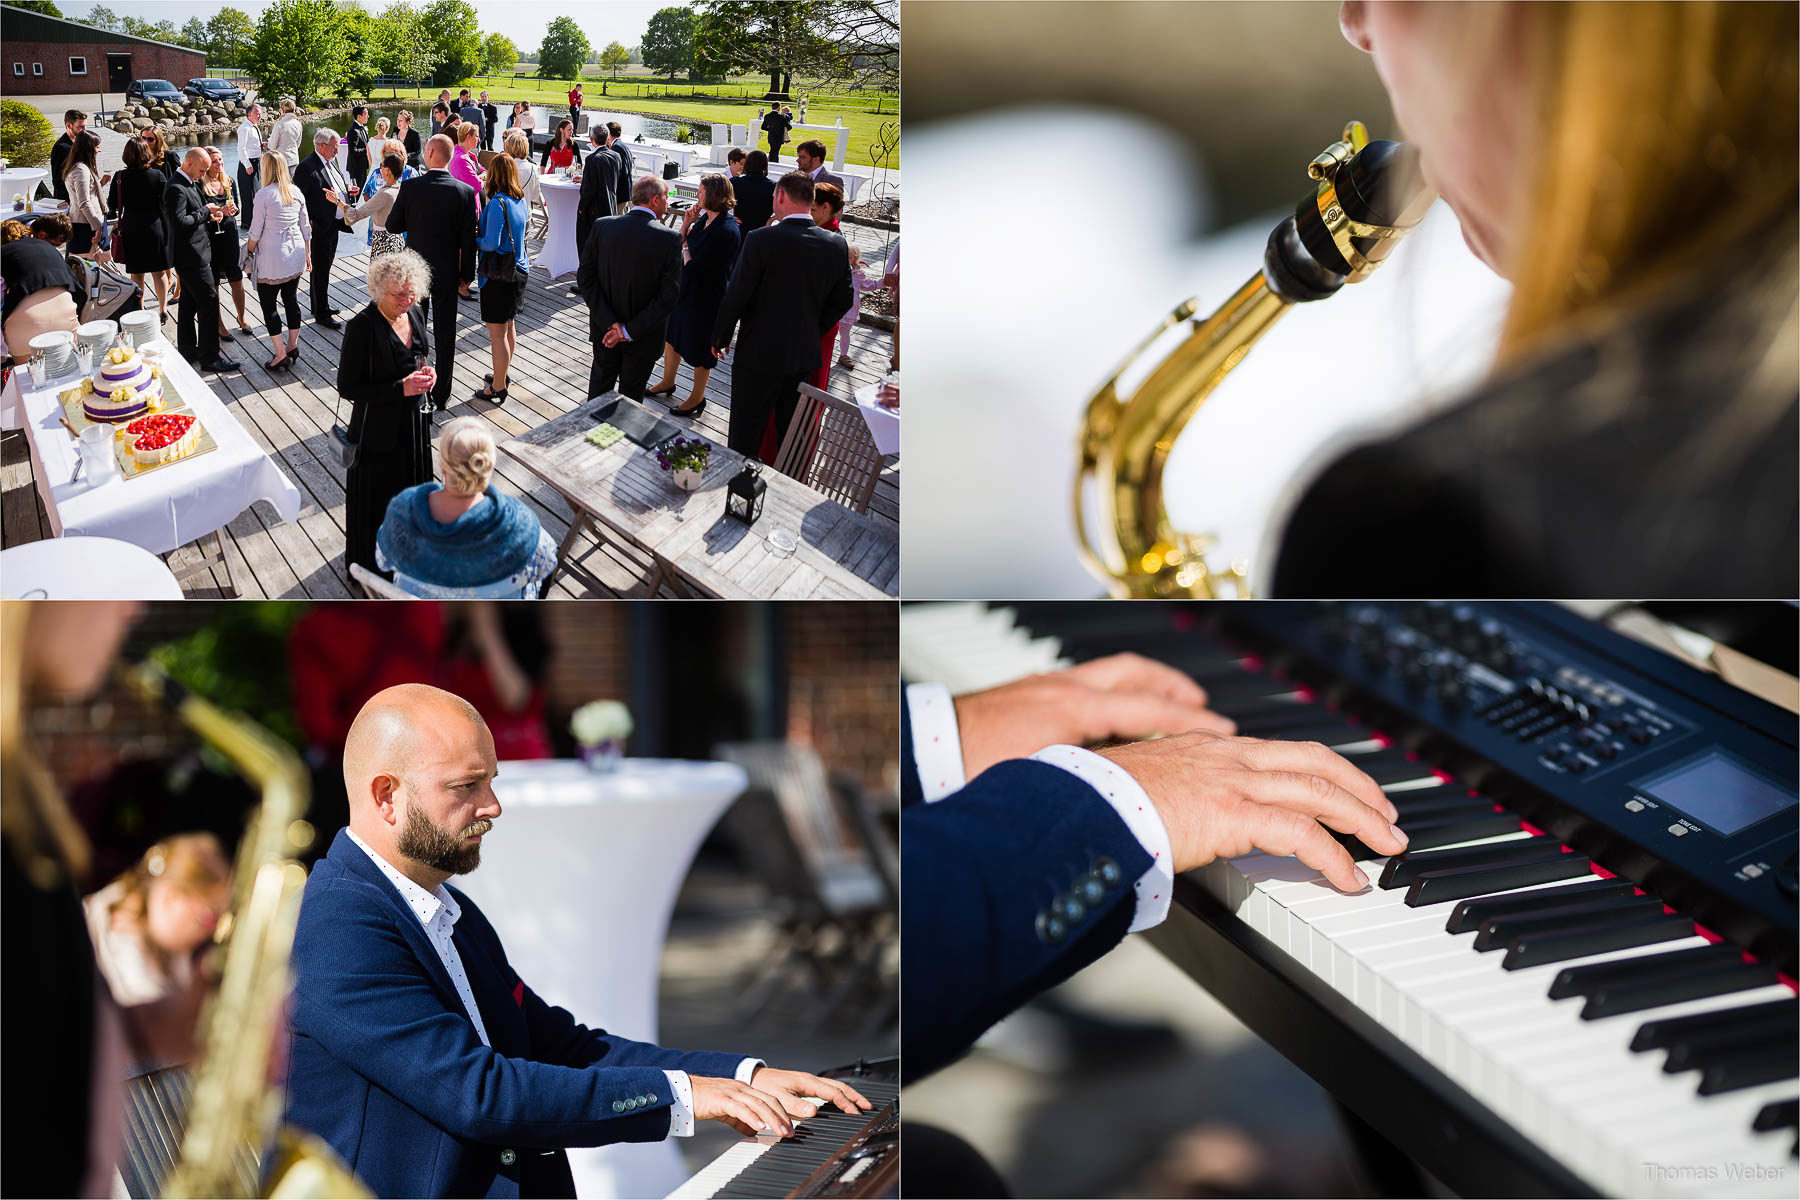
top-left (0, 221), bottom-right (900, 599)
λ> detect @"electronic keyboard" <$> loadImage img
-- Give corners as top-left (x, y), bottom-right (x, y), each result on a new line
top-left (899, 602), bottom-right (1798, 1198)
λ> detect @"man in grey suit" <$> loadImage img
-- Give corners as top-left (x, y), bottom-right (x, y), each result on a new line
top-left (794, 140), bottom-right (844, 194)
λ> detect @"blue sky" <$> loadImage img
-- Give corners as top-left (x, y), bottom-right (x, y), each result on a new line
top-left (48, 0), bottom-right (673, 48)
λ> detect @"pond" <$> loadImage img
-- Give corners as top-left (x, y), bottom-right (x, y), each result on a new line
top-left (168, 105), bottom-right (694, 178)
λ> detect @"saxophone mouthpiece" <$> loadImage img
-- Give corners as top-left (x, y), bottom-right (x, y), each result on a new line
top-left (1265, 132), bottom-right (1436, 303)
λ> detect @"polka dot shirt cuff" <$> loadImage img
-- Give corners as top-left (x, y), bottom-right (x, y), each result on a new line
top-left (734, 1057), bottom-right (765, 1084)
top-left (663, 1070), bottom-right (694, 1136)
top-left (1028, 744), bottom-right (1175, 933)
top-left (906, 683), bottom-right (966, 802)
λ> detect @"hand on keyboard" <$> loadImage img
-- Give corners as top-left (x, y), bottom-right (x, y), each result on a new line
top-left (746, 1067), bottom-right (875, 1118)
top-left (691, 1075), bottom-right (798, 1138)
top-left (1096, 732), bottom-right (1408, 891)
top-left (953, 652), bottom-right (1237, 778)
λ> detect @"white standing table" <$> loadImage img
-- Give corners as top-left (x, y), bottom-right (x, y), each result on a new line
top-left (1, 167), bottom-right (51, 204)
top-left (853, 381), bottom-right (900, 457)
top-left (455, 758), bottom-right (749, 1200)
top-left (0, 535), bottom-right (184, 597)
top-left (539, 175), bottom-right (584, 280)
top-left (13, 335), bottom-right (302, 591)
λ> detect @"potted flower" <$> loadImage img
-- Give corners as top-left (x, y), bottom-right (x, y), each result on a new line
top-left (570, 700), bottom-right (633, 771)
top-left (656, 435), bottom-right (710, 491)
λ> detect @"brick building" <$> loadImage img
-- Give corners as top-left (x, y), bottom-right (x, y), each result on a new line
top-left (1, 7), bottom-right (205, 96)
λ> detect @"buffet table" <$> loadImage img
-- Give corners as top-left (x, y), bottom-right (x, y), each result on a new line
top-left (13, 335), bottom-right (301, 594)
top-left (454, 758), bottom-right (749, 1200)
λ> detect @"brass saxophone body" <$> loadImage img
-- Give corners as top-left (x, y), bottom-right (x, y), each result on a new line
top-left (1074, 122), bottom-right (1437, 598)
top-left (116, 661), bottom-right (364, 1199)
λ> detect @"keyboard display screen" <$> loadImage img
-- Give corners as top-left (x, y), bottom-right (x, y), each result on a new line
top-left (1633, 750), bottom-right (1797, 836)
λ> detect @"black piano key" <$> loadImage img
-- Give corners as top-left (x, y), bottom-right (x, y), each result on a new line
top-left (1548, 943), bottom-right (1745, 1000)
top-left (1341, 750), bottom-right (1441, 786)
top-left (1665, 1022), bottom-right (1799, 1074)
top-left (1448, 878), bottom-right (1637, 934)
top-left (1387, 797), bottom-right (1500, 823)
top-left (1753, 1099), bottom-right (1799, 1132)
top-left (1582, 959), bottom-right (1782, 1020)
top-left (1395, 813), bottom-right (1527, 853)
top-left (1697, 1037), bottom-right (1800, 1095)
top-left (1408, 853), bottom-right (1596, 907)
top-left (1217, 695), bottom-right (1318, 723)
top-left (1472, 893), bottom-right (1663, 951)
top-left (1233, 715), bottom-right (1367, 743)
top-left (1631, 998), bottom-right (1798, 1052)
top-left (1502, 911), bottom-right (1693, 970)
top-left (1379, 835), bottom-right (1559, 889)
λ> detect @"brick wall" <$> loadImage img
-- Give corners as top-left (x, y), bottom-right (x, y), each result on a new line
top-left (782, 602), bottom-right (899, 797)
top-left (3, 40), bottom-right (206, 96)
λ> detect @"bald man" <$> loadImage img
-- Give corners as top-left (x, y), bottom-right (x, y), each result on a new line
top-left (285, 684), bottom-right (870, 1198)
top-left (163, 146), bottom-right (237, 371)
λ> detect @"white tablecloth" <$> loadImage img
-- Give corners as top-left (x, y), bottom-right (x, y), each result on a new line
top-left (0, 535), bottom-right (184, 597)
top-left (16, 335), bottom-right (302, 553)
top-left (540, 176), bottom-right (583, 280)
top-left (854, 382), bottom-right (900, 456)
top-left (455, 758), bottom-right (748, 1200)
top-left (1, 167), bottom-right (50, 204)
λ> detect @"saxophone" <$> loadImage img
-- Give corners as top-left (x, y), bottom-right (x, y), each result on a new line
top-left (116, 660), bottom-right (365, 1199)
top-left (1073, 122), bottom-right (1437, 598)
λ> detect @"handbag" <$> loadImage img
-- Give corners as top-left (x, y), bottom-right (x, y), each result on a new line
top-left (478, 199), bottom-right (522, 284)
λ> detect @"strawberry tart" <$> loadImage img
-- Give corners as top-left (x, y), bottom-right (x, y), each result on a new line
top-left (122, 413), bottom-right (200, 466)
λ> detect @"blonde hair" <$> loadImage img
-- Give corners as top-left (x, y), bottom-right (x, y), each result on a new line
top-left (261, 153), bottom-right (297, 207)
top-left (439, 417), bottom-right (497, 496)
top-left (1498, 3), bottom-right (1799, 365)
top-left (279, 95), bottom-right (296, 113)
top-left (102, 832), bottom-right (230, 964)
top-left (0, 603), bottom-right (92, 888)
top-left (504, 130), bottom-right (529, 159)
top-left (374, 116), bottom-right (391, 138)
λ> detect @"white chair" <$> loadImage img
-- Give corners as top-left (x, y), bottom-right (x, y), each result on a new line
top-left (707, 121), bottom-right (733, 166)
top-left (349, 562), bottom-right (414, 598)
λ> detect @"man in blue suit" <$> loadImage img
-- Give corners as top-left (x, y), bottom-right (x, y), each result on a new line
top-left (286, 683), bottom-right (871, 1199)
top-left (900, 655), bottom-right (1406, 1080)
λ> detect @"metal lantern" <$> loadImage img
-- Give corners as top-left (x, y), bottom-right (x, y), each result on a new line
top-left (725, 461), bottom-right (766, 525)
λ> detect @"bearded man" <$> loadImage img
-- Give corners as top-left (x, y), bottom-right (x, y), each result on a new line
top-left (284, 683), bottom-right (869, 1198)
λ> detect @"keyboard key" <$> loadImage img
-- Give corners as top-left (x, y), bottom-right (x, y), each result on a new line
top-left (1447, 877), bottom-right (1636, 934)
top-left (1583, 959), bottom-right (1782, 1020)
top-left (1409, 853), bottom-right (1597, 907)
top-left (1380, 837), bottom-right (1562, 890)
top-left (1698, 1038), bottom-right (1800, 1096)
top-left (1503, 911), bottom-right (1693, 970)
top-left (1473, 894), bottom-right (1664, 951)
top-left (1631, 998), bottom-right (1798, 1052)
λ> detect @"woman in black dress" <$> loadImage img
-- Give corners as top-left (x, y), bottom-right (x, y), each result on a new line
top-left (648, 173), bottom-right (742, 417)
top-left (338, 248), bottom-right (437, 573)
top-left (396, 109), bottom-right (423, 170)
top-left (113, 137), bottom-right (173, 319)
top-left (201, 147), bottom-right (248, 341)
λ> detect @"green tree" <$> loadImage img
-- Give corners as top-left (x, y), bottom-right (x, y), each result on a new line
top-left (82, 5), bottom-right (119, 31)
top-left (245, 0), bottom-right (351, 105)
top-left (340, 5), bottom-right (381, 97)
top-left (421, 0), bottom-right (481, 86)
top-left (641, 6), bottom-right (694, 81)
top-left (179, 16), bottom-right (207, 49)
top-left (377, 1), bottom-right (443, 96)
top-left (204, 7), bottom-right (255, 65)
top-left (537, 15), bottom-right (590, 83)
top-left (599, 40), bottom-right (629, 80)
top-left (150, 19), bottom-right (180, 44)
top-left (479, 32), bottom-right (518, 77)
top-left (1, 98), bottom-right (55, 169)
top-left (694, 0), bottom-right (832, 98)
top-left (1, 1), bottom-right (62, 16)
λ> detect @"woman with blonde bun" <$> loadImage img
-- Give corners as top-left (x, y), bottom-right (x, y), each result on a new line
top-left (373, 416), bottom-right (558, 597)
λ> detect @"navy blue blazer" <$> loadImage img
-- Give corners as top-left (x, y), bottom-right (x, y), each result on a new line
top-left (898, 701), bottom-right (1153, 1081)
top-left (285, 829), bottom-right (746, 1198)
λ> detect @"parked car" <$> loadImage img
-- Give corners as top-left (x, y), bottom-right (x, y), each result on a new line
top-left (125, 78), bottom-right (184, 105)
top-left (184, 77), bottom-right (243, 102)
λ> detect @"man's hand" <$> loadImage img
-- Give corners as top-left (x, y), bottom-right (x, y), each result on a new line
top-left (689, 1075), bottom-right (798, 1138)
top-left (951, 653), bottom-right (1237, 780)
top-left (748, 1067), bottom-right (873, 1120)
top-left (1098, 731), bottom-right (1407, 892)
top-left (458, 282), bottom-right (472, 298)
top-left (712, 342), bottom-right (730, 360)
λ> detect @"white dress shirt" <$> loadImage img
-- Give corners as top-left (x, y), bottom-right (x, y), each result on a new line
top-left (236, 118), bottom-right (261, 166)
top-left (269, 115), bottom-right (303, 169)
top-left (343, 829), bottom-right (762, 1136)
top-left (904, 684), bottom-right (1174, 932)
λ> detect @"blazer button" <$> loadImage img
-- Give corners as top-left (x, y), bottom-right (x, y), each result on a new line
top-left (500, 1149), bottom-right (517, 1166)
top-left (612, 1100), bottom-right (625, 1113)
top-left (1095, 856), bottom-right (1122, 886)
top-left (637, 1095), bottom-right (649, 1106)
top-left (1077, 873), bottom-right (1107, 905)
top-left (1053, 892), bottom-right (1086, 923)
top-left (648, 1093), bottom-right (658, 1104)
top-left (1034, 910), bottom-right (1067, 945)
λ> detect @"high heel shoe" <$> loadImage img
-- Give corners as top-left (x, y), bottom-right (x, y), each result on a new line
top-left (266, 354), bottom-right (290, 371)
top-left (670, 398), bottom-right (706, 418)
top-left (474, 384), bottom-right (508, 404)
top-left (645, 381), bottom-right (677, 397)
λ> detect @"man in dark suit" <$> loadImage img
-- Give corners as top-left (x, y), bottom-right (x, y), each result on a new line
top-left (794, 139), bottom-right (845, 194)
top-left (577, 176), bottom-right (681, 400)
top-left (457, 89), bottom-right (484, 139)
top-left (285, 682), bottom-right (871, 1200)
top-left (711, 172), bottom-right (853, 458)
top-left (897, 656), bottom-right (1402, 1079)
top-left (293, 128), bottom-right (358, 329)
top-left (385, 135), bottom-right (478, 410)
top-left (346, 105), bottom-right (370, 190)
top-left (760, 105), bottom-right (792, 161)
top-left (48, 109), bottom-right (86, 202)
top-left (163, 148), bottom-right (239, 371)
top-left (574, 129), bottom-right (621, 252)
top-left (480, 91), bottom-right (500, 151)
top-left (607, 121), bottom-right (633, 215)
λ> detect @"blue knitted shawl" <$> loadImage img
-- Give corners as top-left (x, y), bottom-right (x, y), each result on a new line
top-left (375, 484), bottom-right (541, 587)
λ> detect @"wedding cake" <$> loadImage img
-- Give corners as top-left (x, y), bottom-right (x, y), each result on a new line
top-left (84, 346), bottom-right (164, 423)
top-left (122, 413), bottom-right (200, 465)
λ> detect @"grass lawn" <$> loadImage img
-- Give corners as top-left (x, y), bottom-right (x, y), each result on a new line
top-left (371, 82), bottom-right (900, 168)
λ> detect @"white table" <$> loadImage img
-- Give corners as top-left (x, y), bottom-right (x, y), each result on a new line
top-left (455, 758), bottom-right (749, 1200)
top-left (0, 535), bottom-right (184, 597)
top-left (1, 167), bottom-right (51, 205)
top-left (854, 381), bottom-right (900, 456)
top-left (539, 175), bottom-right (584, 280)
top-left (14, 336), bottom-right (302, 591)
top-left (636, 140), bottom-right (698, 174)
